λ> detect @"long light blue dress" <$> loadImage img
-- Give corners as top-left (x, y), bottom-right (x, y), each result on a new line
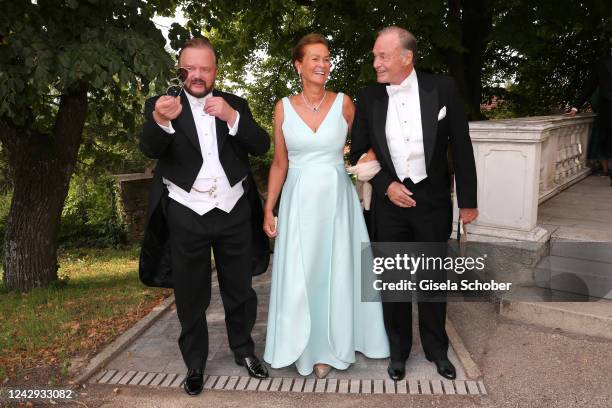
top-left (263, 93), bottom-right (389, 376)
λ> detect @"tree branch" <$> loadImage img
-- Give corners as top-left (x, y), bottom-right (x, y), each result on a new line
top-left (290, 0), bottom-right (314, 6)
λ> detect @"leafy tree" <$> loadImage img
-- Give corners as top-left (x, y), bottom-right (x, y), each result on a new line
top-left (0, 0), bottom-right (175, 291)
top-left (174, 0), bottom-right (610, 121)
top-left (170, 0), bottom-right (498, 120)
top-left (1, 0), bottom-right (609, 293)
top-left (488, 0), bottom-right (612, 116)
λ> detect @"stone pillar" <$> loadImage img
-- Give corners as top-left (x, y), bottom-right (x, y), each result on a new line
top-left (454, 114), bottom-right (595, 243)
top-left (114, 173), bottom-right (153, 244)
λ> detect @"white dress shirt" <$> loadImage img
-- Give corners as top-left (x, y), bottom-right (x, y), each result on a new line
top-left (158, 91), bottom-right (244, 215)
top-left (385, 69), bottom-right (428, 184)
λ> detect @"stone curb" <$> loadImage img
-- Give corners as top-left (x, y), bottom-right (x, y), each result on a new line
top-left (447, 319), bottom-right (482, 380)
top-left (73, 294), bottom-right (176, 385)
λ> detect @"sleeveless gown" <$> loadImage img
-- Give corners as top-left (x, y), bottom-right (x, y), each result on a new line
top-left (263, 93), bottom-right (389, 375)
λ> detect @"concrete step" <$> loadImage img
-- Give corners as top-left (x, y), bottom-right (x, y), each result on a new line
top-left (549, 240), bottom-right (612, 263)
top-left (534, 255), bottom-right (612, 300)
top-left (500, 300), bottom-right (612, 340)
top-left (502, 237), bottom-right (612, 338)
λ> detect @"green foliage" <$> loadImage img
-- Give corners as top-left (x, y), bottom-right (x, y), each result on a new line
top-left (0, 0), bottom-right (177, 132)
top-left (57, 95), bottom-right (156, 248)
top-left (0, 0), bottom-right (175, 257)
top-left (172, 0), bottom-right (481, 121)
top-left (171, 0), bottom-right (611, 121)
top-left (0, 192), bottom-right (11, 251)
top-left (59, 174), bottom-right (125, 248)
top-left (79, 91), bottom-right (153, 177)
top-left (488, 0), bottom-right (612, 116)
top-left (0, 0), bottom-right (609, 261)
top-left (56, 87), bottom-right (156, 248)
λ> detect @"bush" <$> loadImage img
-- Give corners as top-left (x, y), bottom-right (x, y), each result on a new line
top-left (0, 192), bottom-right (11, 252)
top-left (59, 174), bottom-right (126, 248)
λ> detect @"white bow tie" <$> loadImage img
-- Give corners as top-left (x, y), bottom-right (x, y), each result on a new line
top-left (189, 100), bottom-right (213, 117)
top-left (386, 82), bottom-right (410, 96)
top-left (190, 99), bottom-right (205, 107)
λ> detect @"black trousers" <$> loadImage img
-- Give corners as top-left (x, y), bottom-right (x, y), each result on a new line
top-left (375, 178), bottom-right (452, 363)
top-left (167, 195), bottom-right (257, 370)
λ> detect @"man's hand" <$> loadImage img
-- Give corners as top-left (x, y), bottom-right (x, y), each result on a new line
top-left (459, 208), bottom-right (478, 224)
top-left (564, 107), bottom-right (578, 117)
top-left (357, 148), bottom-right (378, 164)
top-left (386, 181), bottom-right (416, 208)
top-left (153, 96), bottom-right (182, 127)
top-left (205, 97), bottom-right (238, 126)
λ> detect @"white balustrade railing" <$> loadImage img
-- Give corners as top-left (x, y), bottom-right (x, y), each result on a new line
top-left (454, 114), bottom-right (595, 243)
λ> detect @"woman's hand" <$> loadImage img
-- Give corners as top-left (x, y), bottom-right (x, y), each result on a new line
top-left (358, 148), bottom-right (377, 164)
top-left (263, 210), bottom-right (278, 238)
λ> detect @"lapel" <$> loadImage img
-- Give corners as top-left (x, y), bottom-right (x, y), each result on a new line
top-left (417, 71), bottom-right (439, 169)
top-left (175, 92), bottom-right (202, 156)
top-left (372, 85), bottom-right (398, 179)
top-left (212, 89), bottom-right (228, 154)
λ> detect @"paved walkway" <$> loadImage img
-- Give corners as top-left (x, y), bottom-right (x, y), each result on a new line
top-left (538, 174), bottom-right (612, 240)
top-left (76, 176), bottom-right (612, 406)
top-left (92, 267), bottom-right (481, 395)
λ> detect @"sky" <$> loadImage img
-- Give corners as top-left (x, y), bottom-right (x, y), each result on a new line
top-left (152, 10), bottom-right (187, 49)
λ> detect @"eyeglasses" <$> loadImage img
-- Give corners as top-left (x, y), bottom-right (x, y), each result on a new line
top-left (166, 67), bottom-right (189, 97)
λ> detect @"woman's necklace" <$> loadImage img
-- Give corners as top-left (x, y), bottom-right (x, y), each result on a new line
top-left (301, 90), bottom-right (327, 113)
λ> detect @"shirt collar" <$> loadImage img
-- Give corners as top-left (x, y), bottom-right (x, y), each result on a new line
top-left (185, 90), bottom-right (212, 107)
top-left (386, 69), bottom-right (417, 96)
top-left (399, 69), bottom-right (417, 88)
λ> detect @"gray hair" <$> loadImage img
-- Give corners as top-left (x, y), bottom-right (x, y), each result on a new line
top-left (377, 26), bottom-right (418, 62)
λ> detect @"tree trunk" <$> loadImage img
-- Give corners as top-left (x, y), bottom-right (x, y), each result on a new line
top-left (462, 0), bottom-right (493, 119)
top-left (1, 85), bottom-right (88, 292)
top-left (442, 0), bottom-right (494, 120)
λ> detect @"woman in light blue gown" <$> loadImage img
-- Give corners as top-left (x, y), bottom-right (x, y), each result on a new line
top-left (262, 33), bottom-right (389, 378)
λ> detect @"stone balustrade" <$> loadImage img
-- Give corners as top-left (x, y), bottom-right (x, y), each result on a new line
top-left (454, 114), bottom-right (595, 243)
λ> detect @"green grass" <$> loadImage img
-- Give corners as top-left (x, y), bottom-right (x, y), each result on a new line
top-left (0, 247), bottom-right (171, 383)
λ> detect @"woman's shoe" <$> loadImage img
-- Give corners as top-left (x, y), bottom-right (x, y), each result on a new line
top-left (314, 364), bottom-right (332, 379)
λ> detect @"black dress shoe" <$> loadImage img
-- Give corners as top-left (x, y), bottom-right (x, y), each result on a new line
top-left (387, 360), bottom-right (406, 381)
top-left (235, 355), bottom-right (269, 379)
top-left (183, 368), bottom-right (204, 396)
top-left (431, 358), bottom-right (456, 380)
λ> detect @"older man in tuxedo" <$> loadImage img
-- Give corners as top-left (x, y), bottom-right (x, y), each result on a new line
top-left (139, 37), bottom-right (270, 396)
top-left (350, 26), bottom-right (478, 381)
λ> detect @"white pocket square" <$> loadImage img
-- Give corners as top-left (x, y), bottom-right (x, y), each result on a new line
top-left (438, 106), bottom-right (447, 121)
